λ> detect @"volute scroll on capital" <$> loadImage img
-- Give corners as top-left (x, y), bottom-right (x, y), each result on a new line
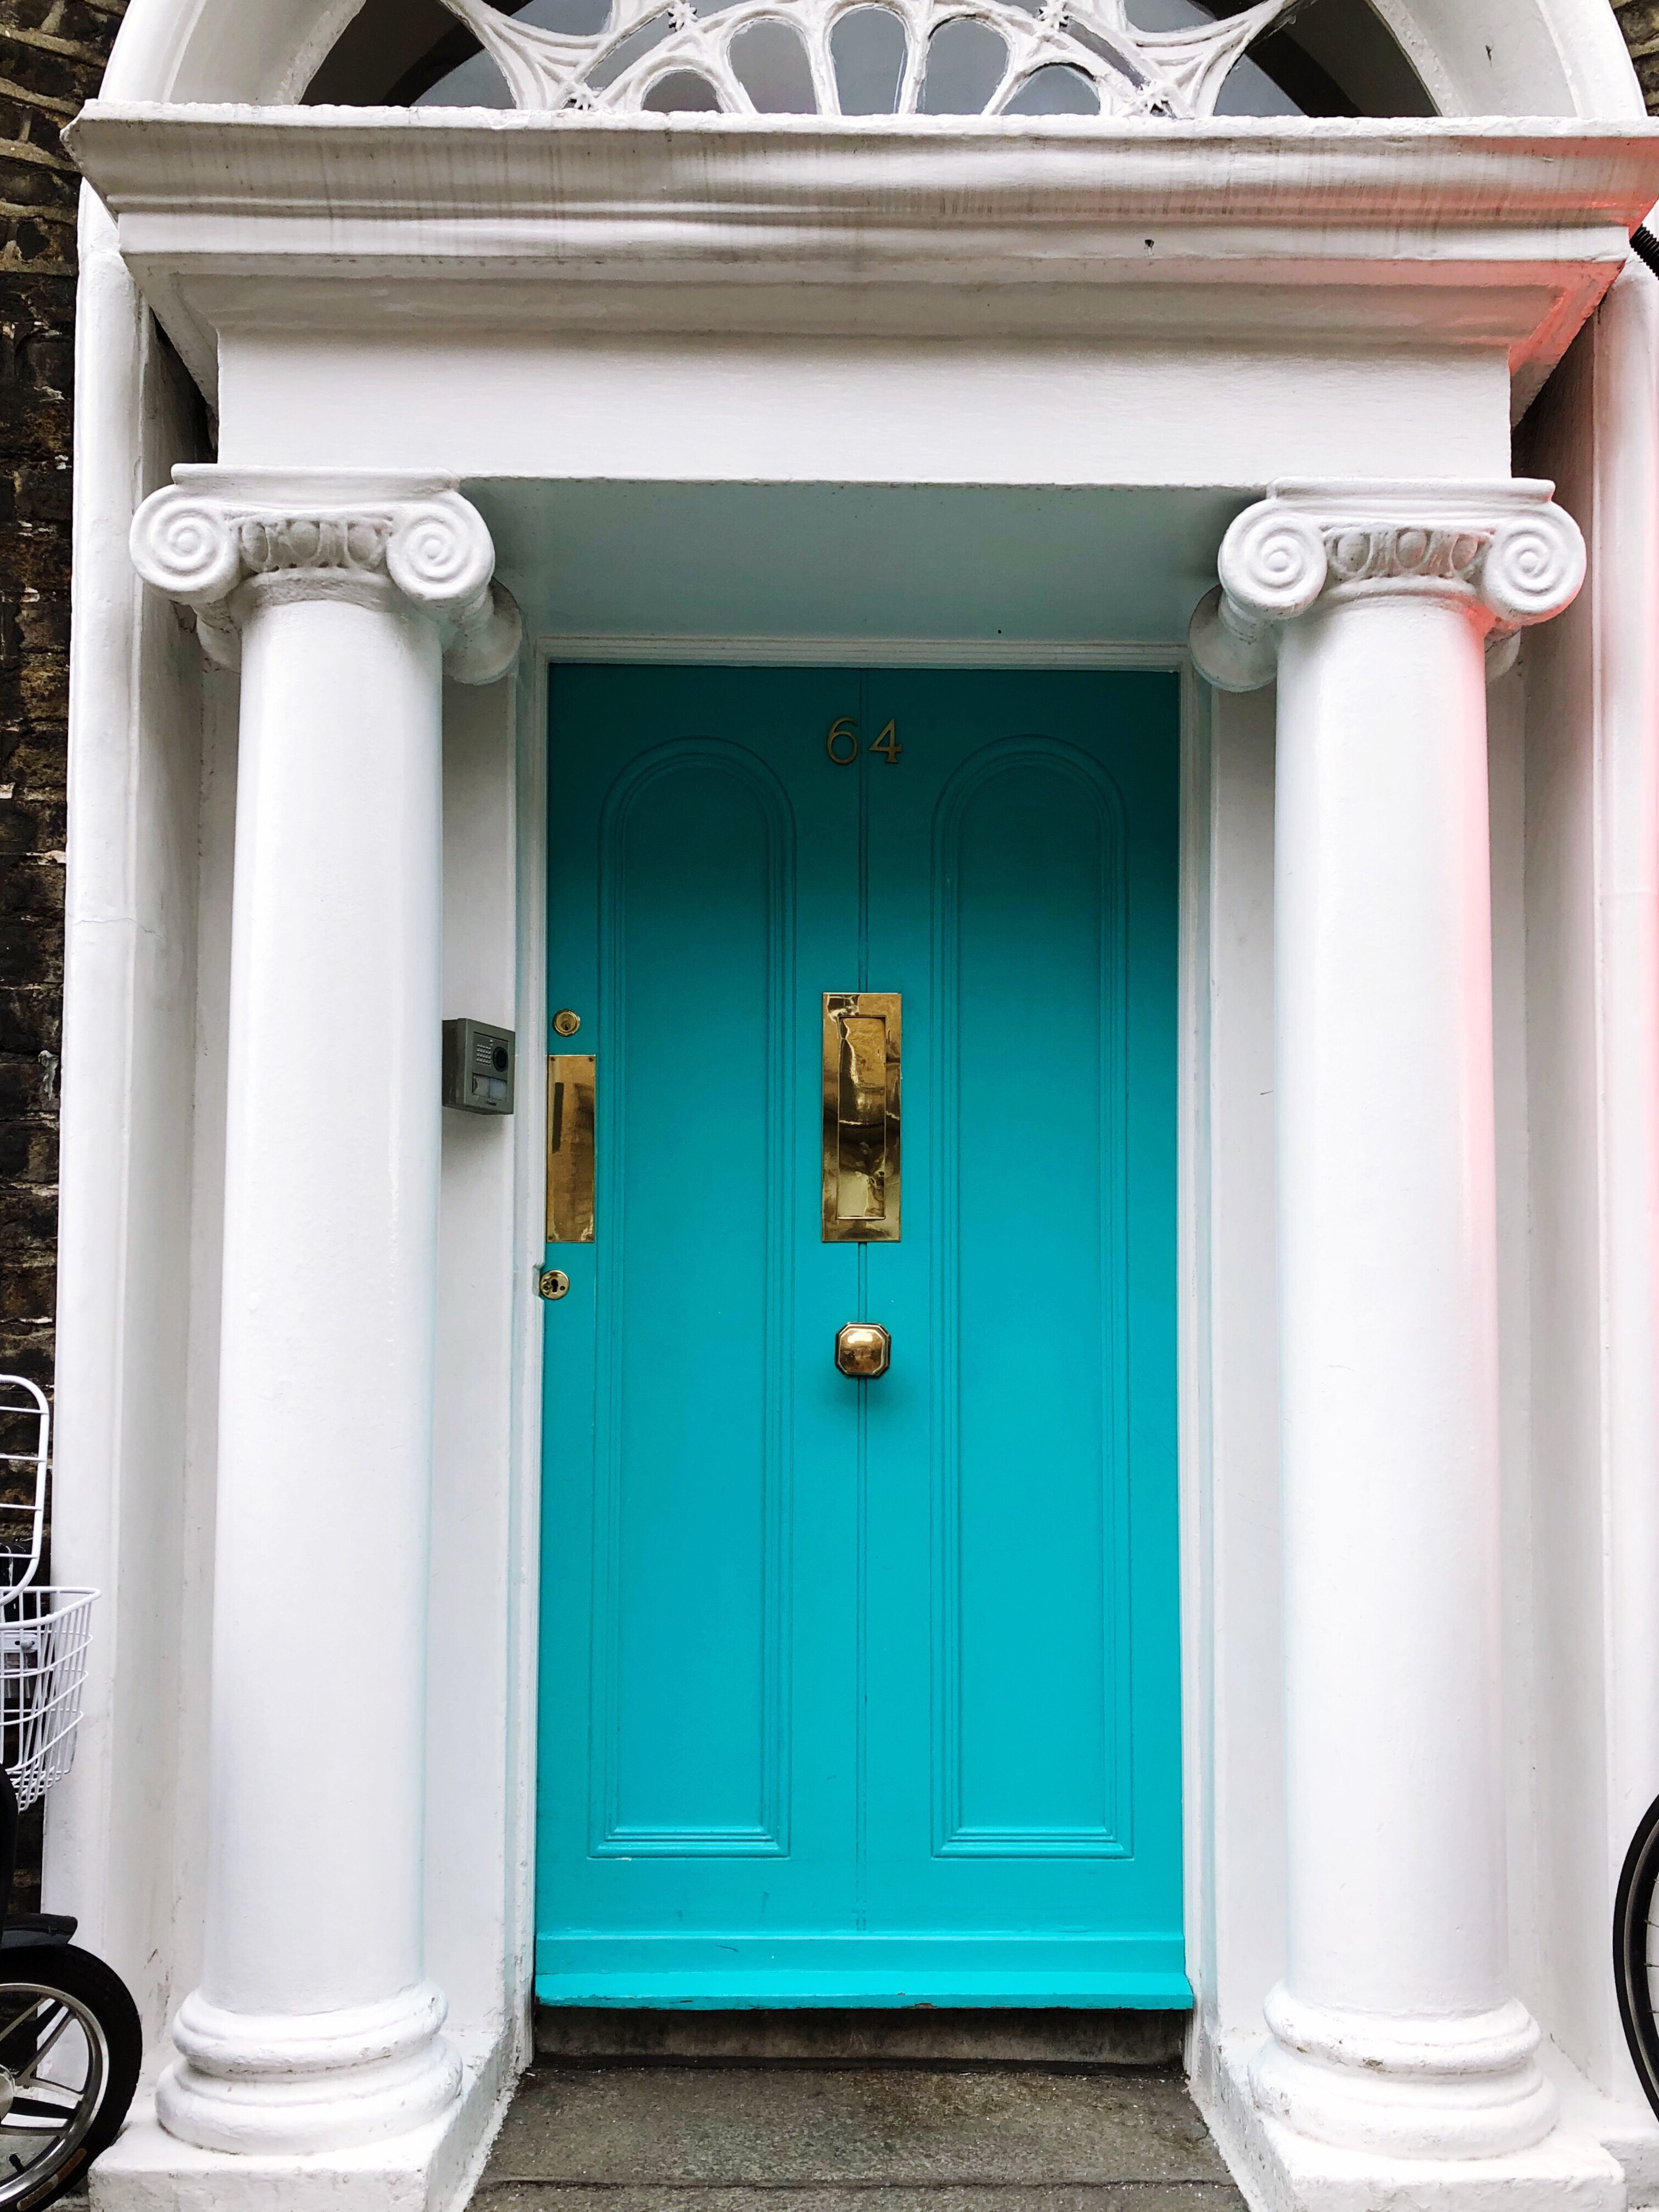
top-left (1188, 479), bottom-right (1586, 695)
top-left (128, 469), bottom-right (522, 686)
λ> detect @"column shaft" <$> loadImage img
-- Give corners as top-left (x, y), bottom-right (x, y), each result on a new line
top-left (1190, 479), bottom-right (1584, 2163)
top-left (207, 585), bottom-right (442, 2015)
top-left (1277, 592), bottom-right (1506, 2013)
top-left (128, 468), bottom-right (521, 2158)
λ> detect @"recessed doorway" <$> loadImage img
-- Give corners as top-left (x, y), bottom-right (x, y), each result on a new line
top-left (536, 664), bottom-right (1184, 2007)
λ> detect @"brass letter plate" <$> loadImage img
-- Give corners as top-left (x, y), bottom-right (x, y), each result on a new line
top-left (546, 1054), bottom-right (596, 1243)
top-left (822, 994), bottom-right (900, 1243)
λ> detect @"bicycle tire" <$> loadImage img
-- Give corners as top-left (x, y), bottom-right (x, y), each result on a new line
top-left (1615, 1789), bottom-right (1659, 2120)
top-left (0, 1944), bottom-right (140, 2210)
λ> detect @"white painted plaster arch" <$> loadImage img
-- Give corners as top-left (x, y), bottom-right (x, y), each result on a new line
top-left (97, 0), bottom-right (1645, 115)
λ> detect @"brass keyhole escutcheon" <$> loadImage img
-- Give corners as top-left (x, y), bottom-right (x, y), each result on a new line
top-left (552, 1009), bottom-right (582, 1038)
top-left (835, 1321), bottom-right (891, 1380)
top-left (539, 1268), bottom-right (570, 1301)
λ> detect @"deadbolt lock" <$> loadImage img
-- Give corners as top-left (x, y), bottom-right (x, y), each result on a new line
top-left (835, 1321), bottom-right (891, 1380)
top-left (539, 1268), bottom-right (570, 1301)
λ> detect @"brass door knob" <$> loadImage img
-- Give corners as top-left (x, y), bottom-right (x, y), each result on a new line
top-left (835, 1322), bottom-right (891, 1379)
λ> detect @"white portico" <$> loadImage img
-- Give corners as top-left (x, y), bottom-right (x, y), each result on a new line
top-left (48, 5), bottom-right (1659, 2211)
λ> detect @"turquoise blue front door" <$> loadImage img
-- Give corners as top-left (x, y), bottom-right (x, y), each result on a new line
top-left (538, 666), bottom-right (1186, 2008)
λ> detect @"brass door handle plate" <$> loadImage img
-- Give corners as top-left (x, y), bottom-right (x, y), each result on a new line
top-left (835, 1322), bottom-right (891, 1380)
top-left (822, 993), bottom-right (901, 1243)
top-left (546, 1053), bottom-right (596, 1243)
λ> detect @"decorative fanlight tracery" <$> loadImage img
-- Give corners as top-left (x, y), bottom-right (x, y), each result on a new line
top-left (433, 0), bottom-right (1311, 120)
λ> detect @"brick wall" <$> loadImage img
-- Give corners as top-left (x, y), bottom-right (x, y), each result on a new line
top-left (1615, 2), bottom-right (1659, 111)
top-left (0, 2), bottom-right (124, 1419)
top-left (0, 0), bottom-right (124, 1909)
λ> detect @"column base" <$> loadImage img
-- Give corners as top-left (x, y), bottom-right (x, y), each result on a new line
top-left (156, 1983), bottom-right (462, 2155)
top-left (1250, 1986), bottom-right (1558, 2160)
top-left (1193, 2024), bottom-right (1624, 2212)
top-left (93, 2027), bottom-right (512, 2212)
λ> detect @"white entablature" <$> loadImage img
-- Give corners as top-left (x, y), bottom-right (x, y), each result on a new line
top-left (62, 109), bottom-right (1659, 440)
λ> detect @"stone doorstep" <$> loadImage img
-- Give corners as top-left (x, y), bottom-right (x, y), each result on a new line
top-left (472, 2048), bottom-right (1244, 2212)
top-left (533, 2010), bottom-right (1189, 2072)
top-left (473, 2190), bottom-right (1242, 2211)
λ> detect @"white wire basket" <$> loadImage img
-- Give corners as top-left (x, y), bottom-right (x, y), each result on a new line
top-left (0, 1587), bottom-right (95, 1810)
top-left (0, 1378), bottom-right (95, 1809)
top-left (0, 1374), bottom-right (49, 1592)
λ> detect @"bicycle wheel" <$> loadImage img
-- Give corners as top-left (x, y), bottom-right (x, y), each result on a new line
top-left (0, 1945), bottom-right (140, 2209)
top-left (1616, 1790), bottom-right (1659, 2120)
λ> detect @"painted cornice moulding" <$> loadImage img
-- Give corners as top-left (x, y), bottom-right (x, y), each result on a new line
top-left (64, 106), bottom-right (1659, 414)
top-left (67, 107), bottom-right (1659, 227)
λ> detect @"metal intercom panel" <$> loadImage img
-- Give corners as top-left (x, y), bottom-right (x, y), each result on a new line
top-left (442, 1018), bottom-right (516, 1115)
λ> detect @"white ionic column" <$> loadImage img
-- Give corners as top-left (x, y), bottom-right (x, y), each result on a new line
top-left (129, 468), bottom-right (521, 2155)
top-left (1190, 482), bottom-right (1584, 2162)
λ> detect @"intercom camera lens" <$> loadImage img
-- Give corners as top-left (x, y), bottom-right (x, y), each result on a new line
top-left (492, 1045), bottom-right (509, 1073)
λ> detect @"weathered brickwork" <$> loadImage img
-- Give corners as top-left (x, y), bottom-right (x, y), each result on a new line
top-left (0, 0), bottom-right (122, 1908)
top-left (0, 1), bottom-right (123, 1410)
top-left (1616, 1), bottom-right (1659, 111)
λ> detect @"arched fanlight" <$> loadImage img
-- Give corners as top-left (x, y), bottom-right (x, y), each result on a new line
top-left (305, 0), bottom-right (1435, 117)
top-left (430, 0), bottom-right (1306, 116)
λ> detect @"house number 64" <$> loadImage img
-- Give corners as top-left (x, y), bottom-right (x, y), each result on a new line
top-left (826, 718), bottom-right (902, 765)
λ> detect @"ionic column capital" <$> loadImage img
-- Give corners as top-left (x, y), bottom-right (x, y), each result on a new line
top-left (129, 466), bottom-right (522, 685)
top-left (1189, 478), bottom-right (1585, 693)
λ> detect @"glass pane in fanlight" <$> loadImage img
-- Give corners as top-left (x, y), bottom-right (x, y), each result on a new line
top-left (643, 65), bottom-right (726, 105)
top-left (415, 48), bottom-right (514, 104)
top-left (1002, 61), bottom-right (1099, 111)
top-left (1049, 21), bottom-right (1138, 97)
top-left (416, 0), bottom-right (610, 102)
top-left (1212, 55), bottom-right (1303, 112)
top-left (832, 7), bottom-right (909, 113)
top-left (523, 0), bottom-right (612, 27)
top-left (1120, 0), bottom-right (1435, 117)
top-left (1120, 0), bottom-right (1297, 112)
top-left (918, 18), bottom-right (1008, 112)
top-left (589, 13), bottom-right (673, 88)
top-left (731, 18), bottom-right (818, 109)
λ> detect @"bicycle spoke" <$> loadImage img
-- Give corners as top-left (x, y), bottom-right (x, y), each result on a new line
top-left (8, 2074), bottom-right (82, 2109)
top-left (3, 2100), bottom-right (74, 2128)
top-left (4, 2076), bottom-right (82, 2120)
top-left (12, 2000), bottom-right (73, 2089)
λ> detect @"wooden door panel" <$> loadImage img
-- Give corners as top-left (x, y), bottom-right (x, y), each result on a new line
top-left (538, 664), bottom-right (1185, 2007)
top-left (935, 739), bottom-right (1130, 1854)
top-left (594, 743), bottom-right (794, 1852)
